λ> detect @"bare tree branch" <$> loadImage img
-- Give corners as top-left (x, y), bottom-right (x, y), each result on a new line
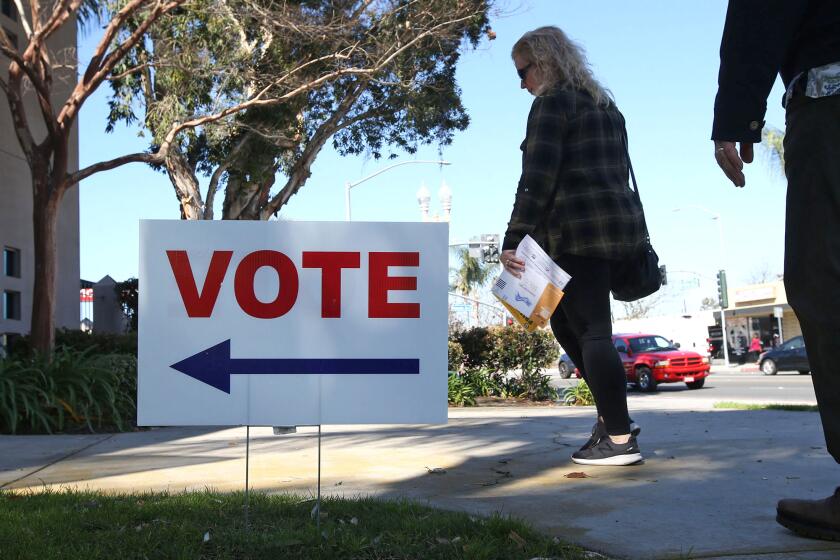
top-left (0, 28), bottom-right (53, 105)
top-left (40, 1), bottom-right (84, 43)
top-left (65, 0), bottom-right (185, 128)
top-left (616, 293), bottom-right (664, 320)
top-left (27, 0), bottom-right (43, 34)
top-left (108, 62), bottom-right (151, 81)
top-left (67, 151), bottom-right (165, 186)
top-left (83, 0), bottom-right (148, 81)
top-left (12, 0), bottom-right (33, 39)
top-left (262, 79), bottom-right (370, 217)
top-left (4, 67), bottom-right (37, 162)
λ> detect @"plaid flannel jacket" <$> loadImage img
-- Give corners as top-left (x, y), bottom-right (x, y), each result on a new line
top-left (502, 88), bottom-right (647, 261)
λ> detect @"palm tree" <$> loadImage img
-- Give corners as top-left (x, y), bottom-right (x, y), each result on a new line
top-left (450, 248), bottom-right (494, 325)
top-left (761, 126), bottom-right (785, 174)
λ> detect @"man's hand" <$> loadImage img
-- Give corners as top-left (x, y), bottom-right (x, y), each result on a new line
top-left (714, 140), bottom-right (753, 187)
top-left (500, 249), bottom-right (526, 278)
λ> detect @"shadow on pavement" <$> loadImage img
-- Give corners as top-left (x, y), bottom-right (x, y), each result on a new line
top-left (3, 408), bottom-right (840, 559)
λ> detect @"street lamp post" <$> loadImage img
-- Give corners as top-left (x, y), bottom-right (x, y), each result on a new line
top-left (344, 160), bottom-right (451, 221)
top-left (448, 292), bottom-right (506, 326)
top-left (673, 205), bottom-right (730, 366)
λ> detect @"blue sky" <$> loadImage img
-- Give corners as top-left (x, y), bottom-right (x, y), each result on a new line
top-left (77, 1), bottom-right (788, 312)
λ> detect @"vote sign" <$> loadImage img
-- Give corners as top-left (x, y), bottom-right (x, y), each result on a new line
top-left (138, 220), bottom-right (448, 426)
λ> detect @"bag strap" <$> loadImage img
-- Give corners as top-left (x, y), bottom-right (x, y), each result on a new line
top-left (620, 124), bottom-right (640, 200)
top-left (620, 119), bottom-right (650, 237)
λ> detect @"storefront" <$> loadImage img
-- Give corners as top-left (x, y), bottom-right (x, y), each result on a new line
top-left (712, 280), bottom-right (801, 363)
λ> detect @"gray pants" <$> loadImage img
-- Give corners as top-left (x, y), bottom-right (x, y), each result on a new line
top-left (784, 92), bottom-right (840, 463)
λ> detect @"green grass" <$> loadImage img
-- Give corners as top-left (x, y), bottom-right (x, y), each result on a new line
top-left (0, 490), bottom-right (588, 559)
top-left (713, 402), bottom-right (818, 412)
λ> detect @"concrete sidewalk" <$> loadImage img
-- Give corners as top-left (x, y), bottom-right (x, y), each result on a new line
top-left (3, 402), bottom-right (840, 559)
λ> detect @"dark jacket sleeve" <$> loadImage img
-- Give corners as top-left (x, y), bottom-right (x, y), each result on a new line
top-left (711, 0), bottom-right (809, 142)
top-left (502, 95), bottom-right (567, 251)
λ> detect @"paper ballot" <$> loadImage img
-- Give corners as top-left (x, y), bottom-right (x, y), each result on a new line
top-left (491, 235), bottom-right (571, 331)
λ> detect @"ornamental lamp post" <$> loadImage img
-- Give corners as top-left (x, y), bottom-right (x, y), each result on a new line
top-left (344, 160), bottom-right (450, 221)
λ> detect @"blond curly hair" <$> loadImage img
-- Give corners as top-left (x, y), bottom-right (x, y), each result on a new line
top-left (512, 26), bottom-right (612, 106)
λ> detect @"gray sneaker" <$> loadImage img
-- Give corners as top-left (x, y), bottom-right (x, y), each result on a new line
top-left (580, 420), bottom-right (640, 451)
top-left (572, 435), bottom-right (643, 466)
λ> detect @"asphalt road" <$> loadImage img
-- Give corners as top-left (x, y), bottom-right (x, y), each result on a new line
top-left (551, 370), bottom-right (818, 405)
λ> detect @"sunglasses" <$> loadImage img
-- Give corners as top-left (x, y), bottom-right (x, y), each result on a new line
top-left (516, 63), bottom-right (533, 81)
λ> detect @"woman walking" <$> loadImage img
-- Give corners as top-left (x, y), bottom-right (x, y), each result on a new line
top-left (500, 26), bottom-right (648, 466)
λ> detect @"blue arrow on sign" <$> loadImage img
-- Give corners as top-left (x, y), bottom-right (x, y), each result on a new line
top-left (170, 339), bottom-right (420, 394)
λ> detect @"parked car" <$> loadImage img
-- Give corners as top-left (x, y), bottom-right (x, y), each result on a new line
top-left (613, 333), bottom-right (711, 392)
top-left (758, 335), bottom-right (810, 375)
top-left (557, 354), bottom-right (577, 379)
top-left (707, 325), bottom-right (723, 359)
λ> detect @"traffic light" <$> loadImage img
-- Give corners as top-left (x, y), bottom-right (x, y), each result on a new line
top-left (482, 243), bottom-right (499, 263)
top-left (480, 233), bottom-right (500, 263)
top-left (466, 234), bottom-right (500, 263)
top-left (717, 269), bottom-right (729, 308)
top-left (659, 265), bottom-right (667, 286)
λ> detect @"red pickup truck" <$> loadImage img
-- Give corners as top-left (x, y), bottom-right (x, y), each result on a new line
top-left (613, 333), bottom-right (711, 392)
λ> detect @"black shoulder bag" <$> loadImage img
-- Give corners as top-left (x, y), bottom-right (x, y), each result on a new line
top-left (610, 134), bottom-right (662, 302)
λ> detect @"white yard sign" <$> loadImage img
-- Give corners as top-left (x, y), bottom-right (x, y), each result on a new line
top-left (138, 221), bottom-right (448, 426)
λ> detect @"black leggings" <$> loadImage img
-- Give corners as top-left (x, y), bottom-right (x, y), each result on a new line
top-left (550, 254), bottom-right (631, 436)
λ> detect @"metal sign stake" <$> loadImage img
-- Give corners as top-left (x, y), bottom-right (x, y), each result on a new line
top-left (245, 425), bottom-right (251, 531)
top-left (316, 424), bottom-right (322, 534)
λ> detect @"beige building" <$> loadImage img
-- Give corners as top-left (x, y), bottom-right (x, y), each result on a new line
top-left (717, 280), bottom-right (801, 353)
top-left (1, 1), bottom-right (80, 347)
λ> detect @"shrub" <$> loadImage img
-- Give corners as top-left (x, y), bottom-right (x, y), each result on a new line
top-left (447, 340), bottom-right (465, 373)
top-left (0, 348), bottom-right (137, 434)
top-left (460, 367), bottom-right (503, 397)
top-left (562, 380), bottom-right (594, 406)
top-left (447, 373), bottom-right (476, 406)
top-left (9, 329), bottom-right (137, 358)
top-left (448, 325), bottom-right (561, 402)
top-left (504, 369), bottom-right (559, 401)
top-left (452, 325), bottom-right (559, 374)
top-left (451, 327), bottom-right (493, 369)
top-left (487, 325), bottom-right (559, 375)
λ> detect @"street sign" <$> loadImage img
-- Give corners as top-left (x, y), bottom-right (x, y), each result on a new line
top-left (138, 220), bottom-right (448, 426)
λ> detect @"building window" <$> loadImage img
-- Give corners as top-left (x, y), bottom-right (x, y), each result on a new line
top-left (1, 1), bottom-right (17, 22)
top-left (3, 290), bottom-right (21, 320)
top-left (3, 247), bottom-right (20, 277)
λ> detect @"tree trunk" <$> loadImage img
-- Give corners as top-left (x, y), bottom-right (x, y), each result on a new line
top-left (222, 171), bottom-right (263, 220)
top-left (166, 149), bottom-right (204, 220)
top-left (30, 174), bottom-right (61, 355)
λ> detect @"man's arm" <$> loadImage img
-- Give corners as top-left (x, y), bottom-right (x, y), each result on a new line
top-left (712, 0), bottom-right (808, 186)
top-left (712, 0), bottom-right (808, 142)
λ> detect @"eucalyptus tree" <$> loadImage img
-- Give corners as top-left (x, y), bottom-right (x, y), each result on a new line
top-left (0, 0), bottom-right (493, 353)
top-left (106, 0), bottom-right (494, 220)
